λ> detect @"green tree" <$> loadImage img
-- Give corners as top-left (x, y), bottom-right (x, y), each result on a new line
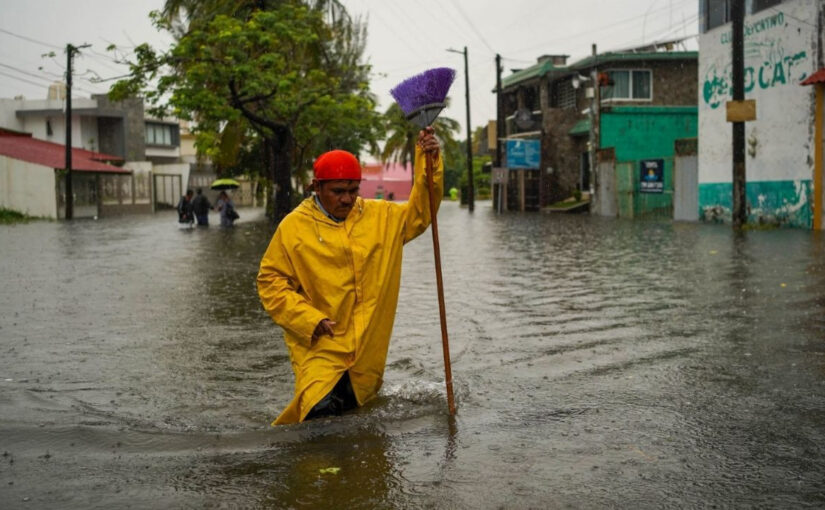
top-left (459, 154), bottom-right (492, 200)
top-left (111, 0), bottom-right (382, 222)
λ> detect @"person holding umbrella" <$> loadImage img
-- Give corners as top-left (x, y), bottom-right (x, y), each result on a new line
top-left (211, 178), bottom-right (240, 227)
top-left (215, 191), bottom-right (238, 227)
top-left (256, 128), bottom-right (443, 424)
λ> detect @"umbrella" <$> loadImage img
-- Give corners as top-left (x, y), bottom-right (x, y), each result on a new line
top-left (210, 178), bottom-right (240, 190)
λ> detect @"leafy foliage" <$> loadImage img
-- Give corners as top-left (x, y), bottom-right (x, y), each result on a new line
top-left (110, 0), bottom-right (383, 220)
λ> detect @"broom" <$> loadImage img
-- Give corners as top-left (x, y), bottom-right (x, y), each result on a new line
top-left (390, 67), bottom-right (457, 416)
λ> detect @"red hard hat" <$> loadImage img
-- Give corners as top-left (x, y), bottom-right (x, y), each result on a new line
top-left (313, 150), bottom-right (362, 181)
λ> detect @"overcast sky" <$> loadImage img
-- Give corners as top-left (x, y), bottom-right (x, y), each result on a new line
top-left (0, 0), bottom-right (698, 137)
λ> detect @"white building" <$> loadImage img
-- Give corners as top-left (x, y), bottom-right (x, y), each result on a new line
top-left (0, 86), bottom-right (191, 211)
top-left (697, 0), bottom-right (825, 228)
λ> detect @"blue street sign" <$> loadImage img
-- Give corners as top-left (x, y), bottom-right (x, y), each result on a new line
top-left (506, 139), bottom-right (540, 169)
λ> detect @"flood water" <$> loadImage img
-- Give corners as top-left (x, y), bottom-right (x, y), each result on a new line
top-left (1, 202), bottom-right (824, 508)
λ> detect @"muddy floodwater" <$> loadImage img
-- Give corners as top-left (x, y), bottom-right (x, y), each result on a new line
top-left (1, 202), bottom-right (824, 508)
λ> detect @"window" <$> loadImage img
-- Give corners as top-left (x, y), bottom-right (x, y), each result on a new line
top-left (702, 0), bottom-right (784, 32)
top-left (705, 0), bottom-right (731, 31)
top-left (523, 86), bottom-right (539, 111)
top-left (751, 0), bottom-right (782, 13)
top-left (552, 79), bottom-right (576, 110)
top-left (601, 70), bottom-right (652, 101)
top-left (145, 122), bottom-right (175, 146)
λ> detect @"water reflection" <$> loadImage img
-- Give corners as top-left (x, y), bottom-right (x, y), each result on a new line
top-left (1, 205), bottom-right (825, 508)
top-left (263, 431), bottom-right (396, 507)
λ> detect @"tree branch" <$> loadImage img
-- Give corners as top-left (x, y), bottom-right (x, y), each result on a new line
top-left (228, 79), bottom-right (286, 135)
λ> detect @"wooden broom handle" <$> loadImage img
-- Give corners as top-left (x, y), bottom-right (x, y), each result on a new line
top-left (425, 150), bottom-right (456, 416)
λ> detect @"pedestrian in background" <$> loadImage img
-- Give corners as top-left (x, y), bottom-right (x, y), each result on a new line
top-left (191, 188), bottom-right (213, 226)
top-left (177, 189), bottom-right (194, 228)
top-left (216, 190), bottom-right (238, 227)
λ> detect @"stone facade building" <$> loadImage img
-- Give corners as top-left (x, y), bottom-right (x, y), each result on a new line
top-left (499, 47), bottom-right (698, 211)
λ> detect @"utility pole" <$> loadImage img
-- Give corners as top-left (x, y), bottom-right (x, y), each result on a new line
top-left (495, 53), bottom-right (504, 213)
top-left (447, 47), bottom-right (474, 212)
top-left (588, 44), bottom-right (599, 202)
top-left (731, 0), bottom-right (747, 228)
top-left (462, 47), bottom-right (474, 212)
top-left (64, 43), bottom-right (90, 220)
top-left (65, 44), bottom-right (74, 220)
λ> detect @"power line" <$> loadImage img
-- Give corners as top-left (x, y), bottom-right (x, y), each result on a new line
top-left (446, 0), bottom-right (496, 55)
top-left (502, 0), bottom-right (695, 58)
top-left (0, 26), bottom-right (129, 81)
top-left (357, 0), bottom-right (429, 63)
top-left (0, 26), bottom-right (63, 50)
top-left (0, 69), bottom-right (50, 88)
top-left (0, 62), bottom-right (55, 83)
top-left (424, 0), bottom-right (478, 48)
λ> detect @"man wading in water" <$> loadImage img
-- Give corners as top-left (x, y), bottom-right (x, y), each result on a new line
top-left (257, 128), bottom-right (443, 424)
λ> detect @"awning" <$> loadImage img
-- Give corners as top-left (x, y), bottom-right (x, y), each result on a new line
top-left (801, 68), bottom-right (825, 86)
top-left (568, 118), bottom-right (590, 137)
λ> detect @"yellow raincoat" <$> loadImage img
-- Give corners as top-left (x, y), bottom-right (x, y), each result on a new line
top-left (257, 146), bottom-right (443, 424)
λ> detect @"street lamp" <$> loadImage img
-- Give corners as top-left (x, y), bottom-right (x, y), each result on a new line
top-left (447, 46), bottom-right (474, 212)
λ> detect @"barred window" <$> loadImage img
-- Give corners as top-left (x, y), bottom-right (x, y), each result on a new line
top-left (555, 79), bottom-right (576, 110)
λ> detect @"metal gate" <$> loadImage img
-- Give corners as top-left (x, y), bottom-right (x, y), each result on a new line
top-left (595, 156), bottom-right (617, 217)
top-left (674, 154), bottom-right (698, 221)
top-left (673, 138), bottom-right (699, 221)
top-left (153, 173), bottom-right (182, 210)
top-left (616, 162), bottom-right (634, 219)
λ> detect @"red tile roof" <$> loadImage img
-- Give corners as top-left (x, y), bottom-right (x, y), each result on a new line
top-left (0, 132), bottom-right (128, 173)
top-left (801, 68), bottom-right (825, 86)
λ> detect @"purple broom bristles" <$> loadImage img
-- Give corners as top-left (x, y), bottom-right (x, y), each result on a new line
top-left (390, 67), bottom-right (457, 116)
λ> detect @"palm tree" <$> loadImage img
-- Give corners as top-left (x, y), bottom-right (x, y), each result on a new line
top-left (380, 103), bottom-right (461, 169)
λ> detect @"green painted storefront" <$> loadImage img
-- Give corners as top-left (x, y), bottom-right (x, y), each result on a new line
top-left (601, 106), bottom-right (698, 218)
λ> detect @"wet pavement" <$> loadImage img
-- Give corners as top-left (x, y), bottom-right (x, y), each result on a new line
top-left (1, 203), bottom-right (824, 508)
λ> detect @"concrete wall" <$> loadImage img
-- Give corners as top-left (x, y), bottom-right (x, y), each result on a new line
top-left (698, 0), bottom-right (821, 227)
top-left (0, 99), bottom-right (22, 129)
top-left (0, 95), bottom-right (150, 160)
top-left (179, 131), bottom-right (197, 164)
top-left (16, 112), bottom-right (104, 154)
top-left (79, 115), bottom-right (99, 152)
top-left (601, 59), bottom-right (699, 107)
top-left (0, 155), bottom-right (57, 218)
top-left (93, 94), bottom-right (145, 161)
top-left (0, 98), bottom-right (99, 150)
top-left (146, 145), bottom-right (181, 163)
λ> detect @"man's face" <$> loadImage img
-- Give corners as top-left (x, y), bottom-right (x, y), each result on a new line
top-left (315, 179), bottom-right (360, 220)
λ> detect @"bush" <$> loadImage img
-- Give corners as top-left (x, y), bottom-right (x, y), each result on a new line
top-left (0, 208), bottom-right (38, 224)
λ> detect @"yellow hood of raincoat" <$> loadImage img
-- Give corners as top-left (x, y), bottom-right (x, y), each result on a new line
top-left (258, 146), bottom-right (443, 424)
